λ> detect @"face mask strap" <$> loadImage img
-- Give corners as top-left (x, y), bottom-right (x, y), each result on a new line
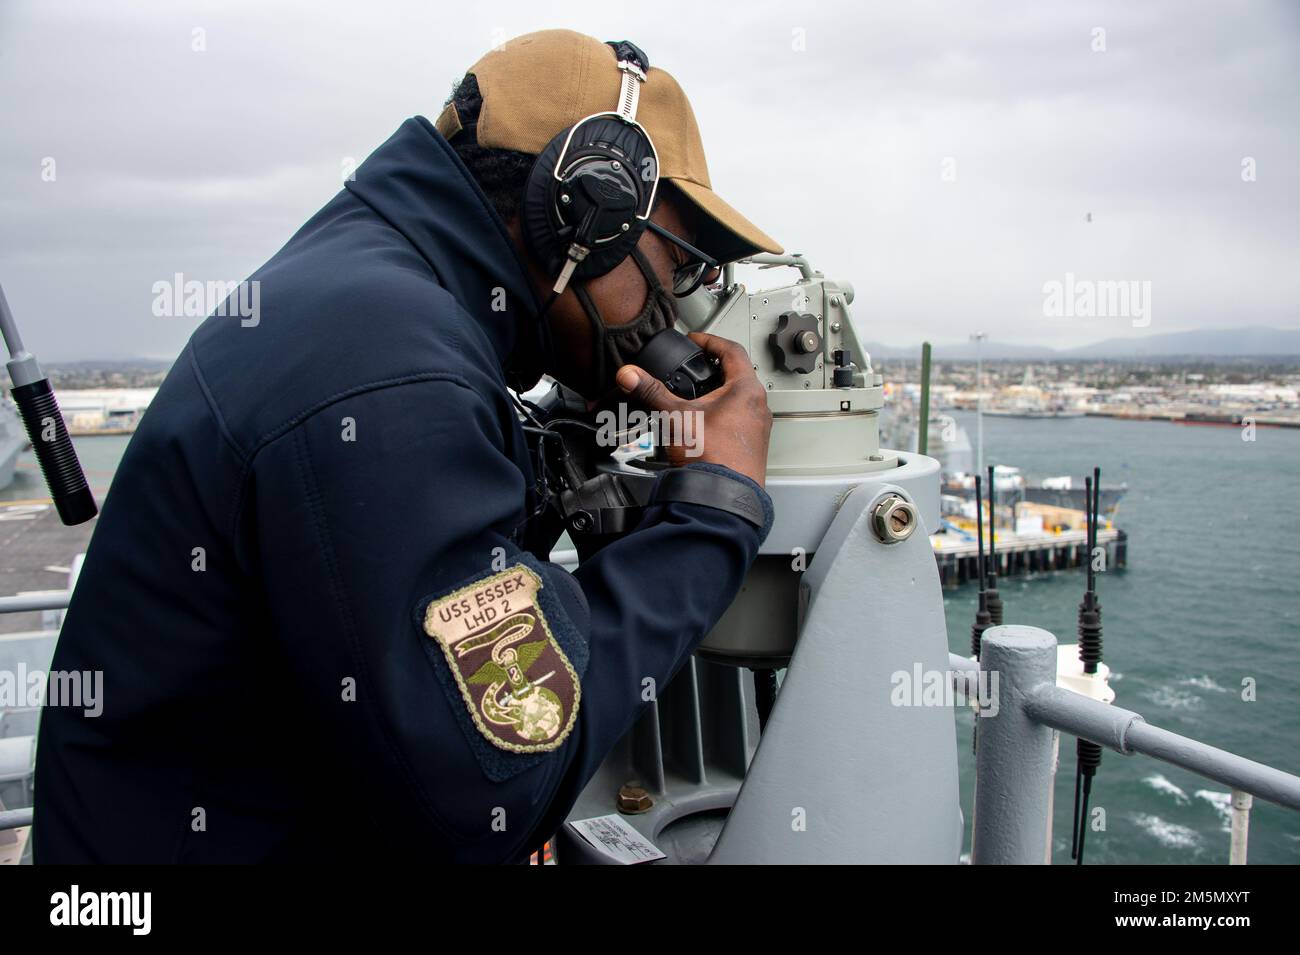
top-left (572, 281), bottom-right (610, 397)
top-left (569, 243), bottom-right (679, 398)
top-left (629, 246), bottom-right (667, 296)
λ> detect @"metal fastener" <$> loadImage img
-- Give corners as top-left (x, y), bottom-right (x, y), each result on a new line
top-left (871, 494), bottom-right (917, 543)
top-left (617, 783), bottom-right (653, 814)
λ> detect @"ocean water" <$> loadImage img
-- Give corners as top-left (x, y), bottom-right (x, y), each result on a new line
top-left (1, 433), bottom-right (129, 504)
top-left (944, 410), bottom-right (1300, 864)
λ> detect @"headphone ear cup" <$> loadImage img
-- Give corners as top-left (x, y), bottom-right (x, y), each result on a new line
top-left (520, 116), bottom-right (658, 286)
top-left (521, 130), bottom-right (569, 280)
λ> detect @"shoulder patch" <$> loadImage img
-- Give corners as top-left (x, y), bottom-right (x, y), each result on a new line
top-left (422, 565), bottom-right (580, 753)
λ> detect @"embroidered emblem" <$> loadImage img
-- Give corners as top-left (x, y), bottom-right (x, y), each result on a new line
top-left (423, 565), bottom-right (580, 752)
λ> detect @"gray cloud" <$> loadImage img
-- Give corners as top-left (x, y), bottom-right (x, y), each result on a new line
top-left (0, 0), bottom-right (1295, 360)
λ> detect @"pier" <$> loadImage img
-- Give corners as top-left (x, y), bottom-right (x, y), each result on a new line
top-left (933, 525), bottom-right (1126, 587)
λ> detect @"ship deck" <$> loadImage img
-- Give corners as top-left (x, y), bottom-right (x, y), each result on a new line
top-left (0, 500), bottom-right (94, 634)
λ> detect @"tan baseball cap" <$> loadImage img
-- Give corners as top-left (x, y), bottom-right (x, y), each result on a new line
top-left (435, 29), bottom-right (782, 264)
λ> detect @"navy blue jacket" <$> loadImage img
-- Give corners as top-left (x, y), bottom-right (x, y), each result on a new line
top-left (33, 117), bottom-right (772, 863)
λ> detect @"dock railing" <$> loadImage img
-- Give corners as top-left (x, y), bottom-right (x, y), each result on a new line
top-left (953, 625), bottom-right (1300, 864)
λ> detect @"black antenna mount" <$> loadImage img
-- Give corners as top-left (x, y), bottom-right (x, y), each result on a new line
top-left (1, 283), bottom-right (97, 526)
top-left (984, 465), bottom-right (1003, 626)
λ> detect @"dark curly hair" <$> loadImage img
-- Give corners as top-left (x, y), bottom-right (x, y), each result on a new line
top-left (442, 73), bottom-right (535, 222)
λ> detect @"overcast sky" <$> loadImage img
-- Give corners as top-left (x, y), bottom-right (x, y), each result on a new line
top-left (1, 0), bottom-right (1296, 361)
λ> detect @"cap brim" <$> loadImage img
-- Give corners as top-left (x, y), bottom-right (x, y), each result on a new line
top-left (666, 177), bottom-right (782, 264)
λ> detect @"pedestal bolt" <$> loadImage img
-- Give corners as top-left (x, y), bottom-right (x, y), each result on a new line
top-left (872, 494), bottom-right (917, 544)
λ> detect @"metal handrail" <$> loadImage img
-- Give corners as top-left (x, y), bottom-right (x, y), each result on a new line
top-left (0, 808), bottom-right (32, 831)
top-left (0, 590), bottom-right (71, 614)
top-left (952, 628), bottom-right (1300, 864)
top-left (0, 595), bottom-right (60, 841)
top-left (1027, 684), bottom-right (1300, 810)
top-left (1, 590), bottom-right (66, 839)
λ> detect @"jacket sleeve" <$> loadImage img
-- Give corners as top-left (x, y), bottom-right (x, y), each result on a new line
top-left (250, 374), bottom-right (771, 862)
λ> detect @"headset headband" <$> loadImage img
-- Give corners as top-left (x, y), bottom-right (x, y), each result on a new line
top-left (546, 52), bottom-right (660, 222)
top-left (522, 40), bottom-right (662, 295)
top-left (615, 53), bottom-right (645, 121)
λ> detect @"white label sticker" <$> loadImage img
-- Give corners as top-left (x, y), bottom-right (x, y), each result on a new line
top-left (567, 813), bottom-right (666, 864)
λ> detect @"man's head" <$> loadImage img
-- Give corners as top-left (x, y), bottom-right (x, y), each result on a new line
top-left (438, 30), bottom-right (781, 398)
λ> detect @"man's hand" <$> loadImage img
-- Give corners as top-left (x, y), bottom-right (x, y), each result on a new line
top-left (615, 332), bottom-right (772, 488)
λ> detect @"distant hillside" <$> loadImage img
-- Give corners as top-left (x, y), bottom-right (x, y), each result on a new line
top-left (1064, 327), bottom-right (1300, 359)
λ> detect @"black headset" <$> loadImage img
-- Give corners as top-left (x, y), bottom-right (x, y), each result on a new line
top-left (520, 40), bottom-right (660, 296)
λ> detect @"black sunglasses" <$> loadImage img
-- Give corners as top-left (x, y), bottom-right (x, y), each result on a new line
top-left (645, 221), bottom-right (722, 298)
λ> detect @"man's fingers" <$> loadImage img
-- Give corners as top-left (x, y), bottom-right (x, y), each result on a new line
top-left (616, 364), bottom-right (687, 412)
top-left (687, 332), bottom-right (755, 384)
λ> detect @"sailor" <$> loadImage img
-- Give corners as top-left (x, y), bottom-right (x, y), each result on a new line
top-left (34, 29), bottom-right (781, 862)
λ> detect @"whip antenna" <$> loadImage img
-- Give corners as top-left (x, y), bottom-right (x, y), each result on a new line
top-left (969, 473), bottom-right (994, 754)
top-left (1071, 467), bottom-right (1105, 863)
top-left (984, 465), bottom-right (1003, 626)
top-left (971, 474), bottom-right (992, 660)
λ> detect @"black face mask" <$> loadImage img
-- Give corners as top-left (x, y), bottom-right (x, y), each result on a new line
top-left (572, 247), bottom-right (679, 400)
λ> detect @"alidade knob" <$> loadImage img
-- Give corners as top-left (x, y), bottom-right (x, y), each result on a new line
top-left (770, 312), bottom-right (822, 375)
